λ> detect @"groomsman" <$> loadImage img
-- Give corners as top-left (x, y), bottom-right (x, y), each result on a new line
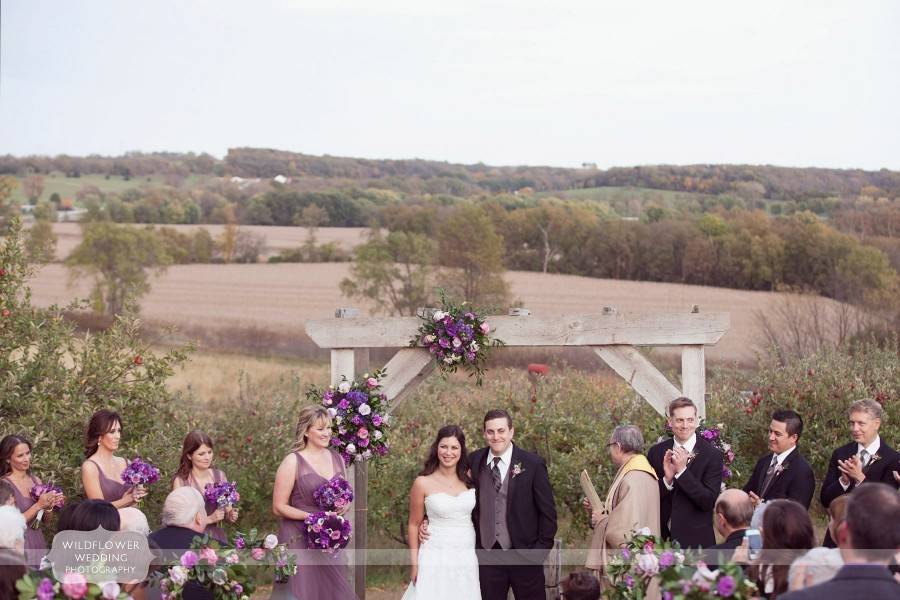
top-left (742, 409), bottom-right (815, 508)
top-left (647, 397), bottom-right (723, 549)
top-left (819, 398), bottom-right (900, 547)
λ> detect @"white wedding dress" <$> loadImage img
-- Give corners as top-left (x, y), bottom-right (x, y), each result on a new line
top-left (403, 488), bottom-right (481, 600)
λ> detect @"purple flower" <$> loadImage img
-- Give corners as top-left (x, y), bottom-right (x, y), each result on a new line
top-left (180, 550), bottom-right (199, 568)
top-left (121, 457), bottom-right (160, 487)
top-left (346, 391), bottom-right (367, 405)
top-left (439, 337), bottom-right (451, 349)
top-left (351, 415), bottom-right (363, 426)
top-left (662, 592), bottom-right (673, 600)
top-left (621, 548), bottom-right (630, 560)
top-left (722, 466), bottom-right (732, 479)
top-left (331, 438), bottom-right (342, 446)
top-left (204, 481), bottom-right (239, 508)
top-left (37, 578), bottom-right (55, 600)
top-left (624, 575), bottom-right (634, 589)
top-left (337, 398), bottom-right (350, 410)
top-left (372, 414), bottom-right (383, 426)
top-left (234, 536), bottom-right (245, 549)
top-left (233, 583), bottom-right (243, 595)
top-left (659, 550), bottom-right (675, 568)
top-left (716, 575), bottom-right (736, 597)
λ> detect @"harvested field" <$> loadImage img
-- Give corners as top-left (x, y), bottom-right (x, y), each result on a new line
top-left (47, 222), bottom-right (369, 261)
top-left (27, 262), bottom-right (846, 364)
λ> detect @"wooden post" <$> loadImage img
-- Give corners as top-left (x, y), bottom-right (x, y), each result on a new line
top-left (681, 345), bottom-right (706, 419)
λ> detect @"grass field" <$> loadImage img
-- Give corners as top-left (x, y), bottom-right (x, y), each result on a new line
top-left (9, 173), bottom-right (176, 205)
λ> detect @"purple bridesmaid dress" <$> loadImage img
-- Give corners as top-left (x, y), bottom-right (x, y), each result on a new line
top-left (278, 450), bottom-right (358, 600)
top-left (86, 458), bottom-right (130, 503)
top-left (2, 474), bottom-right (49, 568)
top-left (177, 468), bottom-right (228, 543)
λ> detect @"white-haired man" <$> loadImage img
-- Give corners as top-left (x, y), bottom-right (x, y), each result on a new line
top-left (0, 505), bottom-right (26, 555)
top-left (148, 487), bottom-right (211, 600)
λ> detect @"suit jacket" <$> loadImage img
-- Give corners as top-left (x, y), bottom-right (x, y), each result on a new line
top-left (148, 526), bottom-right (212, 600)
top-left (742, 448), bottom-right (815, 509)
top-left (470, 444), bottom-right (557, 562)
top-left (647, 436), bottom-right (723, 548)
top-left (779, 564), bottom-right (899, 600)
top-left (705, 529), bottom-right (748, 571)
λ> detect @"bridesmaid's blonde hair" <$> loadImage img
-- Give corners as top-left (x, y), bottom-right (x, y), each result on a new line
top-left (292, 406), bottom-right (332, 452)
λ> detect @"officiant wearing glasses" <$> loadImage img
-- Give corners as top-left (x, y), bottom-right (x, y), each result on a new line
top-left (819, 398), bottom-right (900, 547)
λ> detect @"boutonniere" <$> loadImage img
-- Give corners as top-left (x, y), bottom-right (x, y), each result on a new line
top-left (865, 454), bottom-right (882, 468)
top-left (512, 462), bottom-right (525, 478)
top-left (686, 451), bottom-right (698, 465)
top-left (774, 462), bottom-right (788, 475)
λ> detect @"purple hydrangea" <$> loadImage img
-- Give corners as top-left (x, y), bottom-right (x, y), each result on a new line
top-left (659, 550), bottom-right (675, 568)
top-left (37, 578), bottom-right (55, 600)
top-left (716, 575), bottom-right (736, 597)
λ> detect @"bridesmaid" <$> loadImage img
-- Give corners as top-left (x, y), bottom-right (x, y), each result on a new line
top-left (0, 434), bottom-right (64, 567)
top-left (172, 430), bottom-right (238, 542)
top-left (273, 406), bottom-right (357, 600)
top-left (81, 409), bottom-right (146, 507)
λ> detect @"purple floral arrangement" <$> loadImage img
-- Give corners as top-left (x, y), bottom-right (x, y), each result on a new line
top-left (204, 480), bottom-right (240, 508)
top-left (313, 475), bottom-right (354, 511)
top-left (30, 483), bottom-right (65, 508)
top-left (304, 511), bottom-right (352, 554)
top-left (697, 423), bottom-right (738, 482)
top-left (411, 292), bottom-right (502, 386)
top-left (308, 368), bottom-right (390, 466)
top-left (121, 457), bottom-right (161, 487)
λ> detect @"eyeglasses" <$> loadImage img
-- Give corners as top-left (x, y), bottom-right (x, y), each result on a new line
top-left (606, 442), bottom-right (619, 448)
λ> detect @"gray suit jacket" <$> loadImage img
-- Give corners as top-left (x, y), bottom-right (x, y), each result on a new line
top-left (779, 564), bottom-right (898, 600)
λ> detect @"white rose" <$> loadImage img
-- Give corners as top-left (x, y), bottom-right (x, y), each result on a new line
top-left (432, 310), bottom-right (445, 321)
top-left (264, 534), bottom-right (279, 549)
top-left (338, 381), bottom-right (351, 393)
top-left (452, 337), bottom-right (462, 348)
top-left (722, 443), bottom-right (731, 452)
top-left (637, 527), bottom-right (652, 536)
top-left (346, 443), bottom-right (356, 453)
top-left (335, 415), bottom-right (342, 424)
top-left (327, 408), bottom-right (337, 418)
top-left (168, 566), bottom-right (188, 586)
top-left (101, 582), bottom-right (120, 600)
top-left (374, 430), bottom-right (383, 440)
top-left (359, 403), bottom-right (371, 416)
top-left (424, 334), bottom-right (435, 343)
top-left (636, 552), bottom-right (659, 576)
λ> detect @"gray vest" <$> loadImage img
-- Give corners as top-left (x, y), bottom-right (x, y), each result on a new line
top-left (479, 459), bottom-right (512, 550)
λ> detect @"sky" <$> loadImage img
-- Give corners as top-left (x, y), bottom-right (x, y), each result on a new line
top-left (2, 0), bottom-right (899, 170)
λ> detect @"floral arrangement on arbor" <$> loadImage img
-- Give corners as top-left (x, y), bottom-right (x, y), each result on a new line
top-left (308, 368), bottom-right (390, 466)
top-left (155, 530), bottom-right (298, 599)
top-left (410, 292), bottom-right (503, 385)
top-left (16, 573), bottom-right (130, 600)
top-left (606, 529), bottom-right (757, 600)
top-left (697, 422), bottom-right (738, 483)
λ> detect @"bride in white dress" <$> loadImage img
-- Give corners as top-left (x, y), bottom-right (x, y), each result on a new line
top-left (405, 425), bottom-right (481, 600)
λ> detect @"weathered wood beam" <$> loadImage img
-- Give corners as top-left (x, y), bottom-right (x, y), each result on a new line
top-left (681, 345), bottom-right (707, 419)
top-left (306, 312), bottom-right (730, 349)
top-left (594, 345), bottom-right (681, 417)
top-left (381, 348), bottom-right (437, 415)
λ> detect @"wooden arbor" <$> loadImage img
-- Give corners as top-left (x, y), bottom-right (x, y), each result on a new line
top-left (305, 308), bottom-right (730, 598)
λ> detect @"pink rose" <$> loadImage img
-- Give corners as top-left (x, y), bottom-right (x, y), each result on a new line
top-left (366, 377), bottom-right (377, 388)
top-left (480, 322), bottom-right (490, 334)
top-left (199, 547), bottom-right (219, 565)
top-left (330, 530), bottom-right (341, 540)
top-left (251, 548), bottom-right (266, 561)
top-left (357, 427), bottom-right (369, 439)
top-left (180, 550), bottom-right (199, 568)
top-left (62, 572), bottom-right (88, 599)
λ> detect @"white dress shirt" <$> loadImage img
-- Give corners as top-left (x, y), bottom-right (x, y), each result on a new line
top-left (487, 443), bottom-right (514, 483)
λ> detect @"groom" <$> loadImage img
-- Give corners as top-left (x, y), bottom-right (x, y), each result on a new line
top-left (470, 409), bottom-right (558, 600)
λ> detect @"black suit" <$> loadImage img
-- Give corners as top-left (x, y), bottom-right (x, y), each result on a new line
top-left (779, 564), bottom-right (899, 600)
top-left (705, 529), bottom-right (748, 571)
top-left (820, 440), bottom-right (900, 546)
top-left (470, 445), bottom-right (557, 600)
top-left (647, 436), bottom-right (723, 549)
top-left (742, 447), bottom-right (816, 509)
top-left (148, 526), bottom-right (212, 600)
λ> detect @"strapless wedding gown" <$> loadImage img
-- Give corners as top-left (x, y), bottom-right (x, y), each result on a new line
top-left (404, 489), bottom-right (481, 600)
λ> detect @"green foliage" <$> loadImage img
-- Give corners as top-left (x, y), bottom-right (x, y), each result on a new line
top-left (66, 222), bottom-right (172, 315)
top-left (25, 221), bottom-right (57, 264)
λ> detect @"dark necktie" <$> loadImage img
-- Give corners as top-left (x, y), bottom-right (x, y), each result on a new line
top-left (491, 457), bottom-right (502, 491)
top-left (859, 449), bottom-right (870, 468)
top-left (759, 455), bottom-right (778, 497)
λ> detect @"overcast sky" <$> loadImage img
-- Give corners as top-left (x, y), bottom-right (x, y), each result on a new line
top-left (2, 0), bottom-right (898, 169)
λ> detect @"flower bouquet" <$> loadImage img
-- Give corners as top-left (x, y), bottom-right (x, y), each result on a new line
top-left (205, 480), bottom-right (240, 509)
top-left (234, 529), bottom-right (298, 583)
top-left (304, 511), bottom-right (352, 554)
top-left (29, 482), bottom-right (64, 529)
top-left (605, 528), bottom-right (685, 600)
top-left (121, 457), bottom-right (160, 505)
top-left (410, 291), bottom-right (503, 385)
top-left (659, 561), bottom-right (757, 599)
top-left (15, 572), bottom-right (130, 600)
top-left (313, 475), bottom-right (354, 512)
top-left (697, 422), bottom-right (739, 484)
top-left (308, 368), bottom-right (389, 466)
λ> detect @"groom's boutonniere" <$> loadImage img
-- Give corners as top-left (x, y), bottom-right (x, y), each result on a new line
top-left (512, 462), bottom-right (525, 478)
top-left (774, 462), bottom-right (788, 476)
top-left (686, 451), bottom-right (698, 465)
top-left (866, 454), bottom-right (882, 468)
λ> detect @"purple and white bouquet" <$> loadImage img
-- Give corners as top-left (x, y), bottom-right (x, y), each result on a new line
top-left (698, 422), bottom-right (738, 484)
top-left (29, 482), bottom-right (64, 529)
top-left (411, 291), bottom-right (503, 385)
top-left (304, 511), bottom-right (352, 554)
top-left (121, 457), bottom-right (161, 504)
top-left (204, 480), bottom-right (240, 509)
top-left (308, 368), bottom-right (390, 466)
top-left (313, 475), bottom-right (354, 512)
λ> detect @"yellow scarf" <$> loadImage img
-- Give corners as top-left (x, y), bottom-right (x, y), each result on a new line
top-left (603, 453), bottom-right (658, 512)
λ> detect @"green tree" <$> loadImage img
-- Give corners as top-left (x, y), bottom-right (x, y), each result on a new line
top-left (66, 222), bottom-right (172, 315)
top-left (25, 221), bottom-right (57, 264)
top-left (436, 204), bottom-right (510, 306)
top-left (340, 229), bottom-right (435, 315)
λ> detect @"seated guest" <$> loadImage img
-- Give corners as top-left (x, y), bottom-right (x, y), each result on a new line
top-left (819, 398), bottom-right (900, 547)
top-left (743, 410), bottom-right (816, 509)
top-left (0, 549), bottom-right (27, 600)
top-left (119, 506), bottom-right (151, 535)
top-left (787, 547), bottom-right (843, 591)
top-left (781, 483), bottom-right (900, 599)
top-left (0, 505), bottom-right (26, 554)
top-left (148, 487), bottom-right (211, 600)
top-left (741, 499), bottom-right (815, 598)
top-left (707, 488), bottom-right (753, 568)
top-left (560, 570), bottom-right (601, 600)
top-left (57, 499), bottom-right (121, 532)
top-left (825, 494), bottom-right (849, 548)
top-left (0, 479), bottom-right (16, 506)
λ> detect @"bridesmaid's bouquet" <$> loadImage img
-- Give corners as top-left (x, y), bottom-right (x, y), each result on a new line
top-left (304, 511), bottom-right (352, 554)
top-left (121, 457), bottom-right (161, 505)
top-left (313, 475), bottom-right (353, 511)
top-left (29, 482), bottom-right (64, 529)
top-left (204, 480), bottom-right (240, 509)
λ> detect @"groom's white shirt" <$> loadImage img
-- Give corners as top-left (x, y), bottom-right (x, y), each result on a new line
top-left (487, 443), bottom-right (514, 482)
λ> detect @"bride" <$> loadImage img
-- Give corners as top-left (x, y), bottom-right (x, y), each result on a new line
top-left (406, 424), bottom-right (481, 600)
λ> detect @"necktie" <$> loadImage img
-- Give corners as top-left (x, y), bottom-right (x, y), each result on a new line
top-left (760, 455), bottom-right (778, 497)
top-left (859, 449), bottom-right (870, 468)
top-left (491, 457), bottom-right (502, 491)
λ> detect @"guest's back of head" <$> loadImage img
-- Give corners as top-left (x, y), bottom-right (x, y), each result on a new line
top-left (161, 486), bottom-right (205, 529)
top-left (560, 571), bottom-right (601, 600)
top-left (843, 483), bottom-right (900, 562)
top-left (788, 547), bottom-right (844, 591)
top-left (119, 507), bottom-right (150, 535)
top-left (0, 480), bottom-right (15, 506)
top-left (0, 549), bottom-right (27, 600)
top-left (57, 500), bottom-right (121, 532)
top-left (0, 505), bottom-right (26, 550)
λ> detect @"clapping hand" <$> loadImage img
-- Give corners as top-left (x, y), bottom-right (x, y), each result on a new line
top-left (662, 450), bottom-right (677, 483)
top-left (670, 446), bottom-right (690, 474)
top-left (748, 491), bottom-right (762, 507)
top-left (837, 455), bottom-right (865, 485)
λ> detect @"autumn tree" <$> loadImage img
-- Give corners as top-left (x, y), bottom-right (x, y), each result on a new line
top-left (23, 174), bottom-right (45, 205)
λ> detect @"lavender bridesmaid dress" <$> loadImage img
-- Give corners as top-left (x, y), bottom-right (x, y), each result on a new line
top-left (86, 458), bottom-right (130, 502)
top-left (2, 474), bottom-right (49, 568)
top-left (278, 450), bottom-right (358, 600)
top-left (177, 468), bottom-right (227, 543)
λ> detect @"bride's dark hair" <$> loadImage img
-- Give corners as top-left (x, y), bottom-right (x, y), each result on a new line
top-left (419, 425), bottom-right (473, 488)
